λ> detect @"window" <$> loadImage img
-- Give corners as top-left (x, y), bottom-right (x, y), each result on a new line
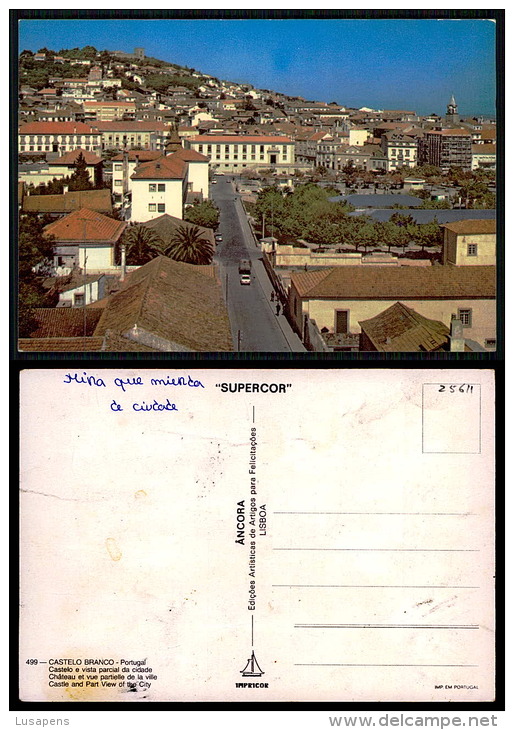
top-left (484, 339), bottom-right (496, 349)
top-left (149, 184), bottom-right (156, 192)
top-left (74, 292), bottom-right (85, 306)
top-left (157, 203), bottom-right (165, 212)
top-left (467, 244), bottom-right (478, 256)
top-left (114, 164), bottom-right (122, 171)
top-left (458, 308), bottom-right (472, 327)
top-left (158, 183), bottom-right (165, 192)
top-left (198, 145), bottom-right (203, 152)
top-left (148, 203), bottom-right (156, 211)
top-left (114, 179), bottom-right (122, 186)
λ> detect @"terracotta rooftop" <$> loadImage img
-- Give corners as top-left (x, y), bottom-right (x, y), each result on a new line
top-left (426, 128), bottom-right (472, 137)
top-left (291, 265), bottom-right (496, 300)
top-left (471, 144), bottom-right (497, 154)
top-left (359, 302), bottom-right (450, 352)
top-left (131, 155), bottom-right (187, 181)
top-left (18, 337), bottom-right (104, 352)
top-left (441, 219), bottom-right (496, 235)
top-left (94, 121), bottom-right (172, 131)
top-left (26, 307), bottom-right (104, 338)
top-left (44, 207), bottom-right (126, 243)
top-left (48, 148), bottom-right (103, 165)
top-left (23, 189), bottom-right (113, 215)
top-left (190, 135), bottom-right (293, 144)
top-left (83, 100), bottom-right (136, 107)
top-left (19, 121), bottom-right (99, 135)
top-left (171, 147), bottom-right (210, 162)
top-left (93, 256), bottom-right (232, 352)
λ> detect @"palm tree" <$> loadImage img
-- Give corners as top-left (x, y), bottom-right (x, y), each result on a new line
top-left (165, 225), bottom-right (214, 265)
top-left (120, 224), bottom-right (165, 265)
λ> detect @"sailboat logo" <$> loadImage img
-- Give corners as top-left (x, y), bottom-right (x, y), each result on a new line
top-left (240, 649), bottom-right (265, 677)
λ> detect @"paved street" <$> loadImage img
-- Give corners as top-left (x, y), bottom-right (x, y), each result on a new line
top-left (211, 176), bottom-right (305, 352)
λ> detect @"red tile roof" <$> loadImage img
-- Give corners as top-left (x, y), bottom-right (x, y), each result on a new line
top-left (48, 147), bottom-right (103, 165)
top-left (23, 189), bottom-right (112, 215)
top-left (359, 302), bottom-right (450, 352)
top-left (426, 128), bottom-right (472, 137)
top-left (83, 101), bottom-right (136, 107)
top-left (131, 155), bottom-right (187, 180)
top-left (94, 256), bottom-right (232, 351)
top-left (44, 208), bottom-right (126, 243)
top-left (19, 121), bottom-right (99, 134)
top-left (26, 307), bottom-right (104, 338)
top-left (171, 147), bottom-right (209, 162)
top-left (18, 337), bottom-right (105, 352)
top-left (94, 121), bottom-right (172, 132)
top-left (291, 265), bottom-right (495, 300)
top-left (190, 135), bottom-right (293, 144)
top-left (441, 219), bottom-right (496, 235)
top-left (472, 144), bottom-right (497, 154)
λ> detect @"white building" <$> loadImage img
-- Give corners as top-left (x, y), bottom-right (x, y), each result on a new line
top-left (130, 156), bottom-right (187, 221)
top-left (186, 134), bottom-right (295, 173)
top-left (129, 148), bottom-right (210, 222)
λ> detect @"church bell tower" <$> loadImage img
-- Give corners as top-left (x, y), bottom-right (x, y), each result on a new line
top-left (446, 94), bottom-right (459, 124)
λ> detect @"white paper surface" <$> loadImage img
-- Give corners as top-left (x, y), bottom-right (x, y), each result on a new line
top-left (19, 368), bottom-right (495, 703)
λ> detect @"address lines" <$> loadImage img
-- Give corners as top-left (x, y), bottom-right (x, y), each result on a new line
top-left (274, 512), bottom-right (482, 668)
top-left (273, 509), bottom-right (478, 588)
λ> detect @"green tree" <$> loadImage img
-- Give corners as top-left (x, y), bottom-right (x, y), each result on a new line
top-left (18, 213), bottom-right (56, 336)
top-left (120, 224), bottom-right (165, 265)
top-left (184, 200), bottom-right (220, 230)
top-left (19, 213), bottom-right (54, 279)
top-left (165, 225), bottom-right (214, 265)
top-left (68, 152), bottom-right (93, 192)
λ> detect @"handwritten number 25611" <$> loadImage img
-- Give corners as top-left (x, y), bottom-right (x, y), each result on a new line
top-left (438, 384), bottom-right (474, 393)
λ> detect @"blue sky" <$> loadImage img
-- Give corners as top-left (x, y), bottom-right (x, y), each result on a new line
top-left (17, 17), bottom-right (497, 116)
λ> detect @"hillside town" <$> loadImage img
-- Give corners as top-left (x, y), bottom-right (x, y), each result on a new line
top-left (17, 45), bottom-right (497, 353)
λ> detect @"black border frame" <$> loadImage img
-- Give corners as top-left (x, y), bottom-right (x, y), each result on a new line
top-left (10, 7), bottom-right (505, 715)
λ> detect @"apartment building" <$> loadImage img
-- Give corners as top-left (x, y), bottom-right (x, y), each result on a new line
top-left (420, 128), bottom-right (472, 171)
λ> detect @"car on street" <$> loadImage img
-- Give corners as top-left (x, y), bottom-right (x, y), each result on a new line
top-left (211, 179), bottom-right (217, 184)
top-left (240, 274), bottom-right (251, 285)
top-left (215, 234), bottom-right (223, 242)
